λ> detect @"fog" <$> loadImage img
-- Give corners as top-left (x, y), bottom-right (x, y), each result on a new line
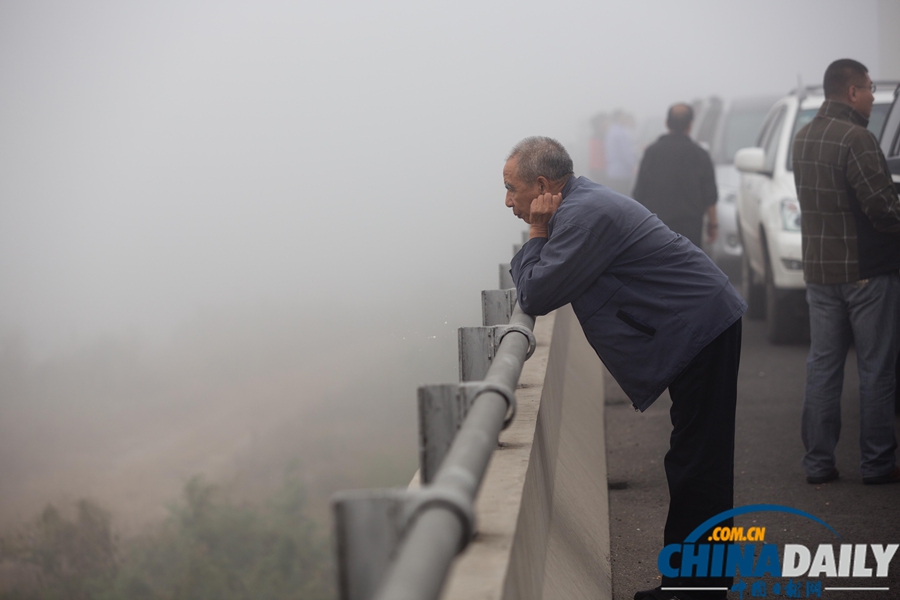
top-left (0, 0), bottom-right (885, 532)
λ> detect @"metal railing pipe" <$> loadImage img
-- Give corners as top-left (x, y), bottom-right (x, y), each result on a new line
top-left (371, 304), bottom-right (535, 600)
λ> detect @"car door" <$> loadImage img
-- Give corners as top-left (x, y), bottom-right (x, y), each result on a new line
top-left (739, 103), bottom-right (786, 277)
top-left (880, 93), bottom-right (900, 191)
top-left (755, 105), bottom-right (789, 261)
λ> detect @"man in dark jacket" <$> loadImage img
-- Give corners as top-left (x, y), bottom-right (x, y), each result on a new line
top-left (504, 136), bottom-right (746, 600)
top-left (632, 103), bottom-right (718, 248)
top-left (792, 58), bottom-right (900, 485)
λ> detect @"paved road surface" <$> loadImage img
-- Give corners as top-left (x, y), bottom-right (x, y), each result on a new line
top-left (605, 315), bottom-right (900, 600)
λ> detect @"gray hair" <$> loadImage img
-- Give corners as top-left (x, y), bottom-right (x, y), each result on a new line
top-left (507, 136), bottom-right (574, 183)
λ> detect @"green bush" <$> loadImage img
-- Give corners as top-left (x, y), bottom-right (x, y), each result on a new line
top-left (0, 499), bottom-right (116, 600)
top-left (0, 475), bottom-right (333, 600)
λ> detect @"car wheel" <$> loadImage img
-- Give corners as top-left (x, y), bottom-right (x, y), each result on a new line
top-left (741, 249), bottom-right (765, 319)
top-left (764, 254), bottom-right (809, 344)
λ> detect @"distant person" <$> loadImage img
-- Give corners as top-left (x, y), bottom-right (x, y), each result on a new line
top-left (588, 112), bottom-right (610, 185)
top-left (604, 110), bottom-right (637, 195)
top-left (504, 136), bottom-right (745, 600)
top-left (792, 58), bottom-right (900, 485)
top-left (632, 103), bottom-right (718, 248)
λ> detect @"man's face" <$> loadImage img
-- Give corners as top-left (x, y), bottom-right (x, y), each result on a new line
top-left (849, 73), bottom-right (875, 118)
top-left (503, 157), bottom-right (540, 223)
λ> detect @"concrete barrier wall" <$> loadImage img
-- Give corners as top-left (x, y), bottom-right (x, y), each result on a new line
top-left (440, 305), bottom-right (611, 600)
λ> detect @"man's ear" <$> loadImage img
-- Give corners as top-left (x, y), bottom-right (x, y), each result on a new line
top-left (536, 176), bottom-right (549, 193)
top-left (847, 81), bottom-right (864, 104)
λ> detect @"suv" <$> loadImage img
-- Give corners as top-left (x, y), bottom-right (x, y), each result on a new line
top-left (691, 95), bottom-right (779, 278)
top-left (879, 86), bottom-right (900, 189)
top-left (734, 84), bottom-right (897, 344)
top-left (877, 89), bottom-right (900, 413)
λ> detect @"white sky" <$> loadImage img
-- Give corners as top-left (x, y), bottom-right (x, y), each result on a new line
top-left (0, 0), bottom-right (883, 356)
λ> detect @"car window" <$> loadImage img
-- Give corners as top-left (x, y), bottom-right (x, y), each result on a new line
top-left (755, 108), bottom-right (779, 147)
top-left (696, 99), bottom-right (722, 148)
top-left (880, 97), bottom-right (900, 158)
top-left (787, 103), bottom-right (893, 170)
top-left (867, 102), bottom-right (891, 141)
top-left (892, 122), bottom-right (900, 158)
top-left (786, 108), bottom-right (818, 170)
top-left (763, 108), bottom-right (786, 173)
top-left (715, 106), bottom-right (772, 165)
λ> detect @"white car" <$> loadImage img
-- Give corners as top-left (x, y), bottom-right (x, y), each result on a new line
top-left (692, 95), bottom-right (779, 278)
top-left (879, 86), bottom-right (900, 188)
top-left (734, 84), bottom-right (897, 344)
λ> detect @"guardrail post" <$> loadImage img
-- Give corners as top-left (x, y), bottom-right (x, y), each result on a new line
top-left (481, 288), bottom-right (516, 326)
top-left (333, 490), bottom-right (410, 600)
top-left (417, 384), bottom-right (480, 484)
top-left (458, 326), bottom-right (496, 382)
top-left (334, 486), bottom-right (476, 600)
top-left (459, 323), bottom-right (538, 383)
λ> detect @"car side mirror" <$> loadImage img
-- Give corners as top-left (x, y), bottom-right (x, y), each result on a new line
top-left (734, 147), bottom-right (766, 173)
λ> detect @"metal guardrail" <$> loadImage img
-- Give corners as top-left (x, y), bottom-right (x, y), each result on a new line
top-left (332, 241), bottom-right (535, 600)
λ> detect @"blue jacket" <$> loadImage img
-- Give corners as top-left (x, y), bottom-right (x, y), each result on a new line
top-left (510, 176), bottom-right (746, 411)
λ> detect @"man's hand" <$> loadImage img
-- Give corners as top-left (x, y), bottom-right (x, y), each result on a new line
top-left (529, 192), bottom-right (562, 238)
top-left (705, 221), bottom-right (718, 244)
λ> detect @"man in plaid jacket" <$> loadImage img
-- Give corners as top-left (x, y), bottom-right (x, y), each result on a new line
top-left (792, 58), bottom-right (900, 485)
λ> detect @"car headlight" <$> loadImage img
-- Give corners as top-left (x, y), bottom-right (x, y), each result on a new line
top-left (780, 198), bottom-right (801, 232)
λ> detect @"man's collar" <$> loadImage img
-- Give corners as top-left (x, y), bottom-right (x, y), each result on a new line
top-left (818, 99), bottom-right (869, 128)
top-left (561, 174), bottom-right (576, 198)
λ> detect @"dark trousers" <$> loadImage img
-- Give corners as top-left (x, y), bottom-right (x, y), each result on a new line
top-left (661, 318), bottom-right (742, 599)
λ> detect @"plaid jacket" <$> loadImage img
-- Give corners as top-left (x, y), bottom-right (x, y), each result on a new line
top-left (792, 100), bottom-right (900, 284)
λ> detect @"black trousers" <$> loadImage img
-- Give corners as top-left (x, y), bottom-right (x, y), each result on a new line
top-left (661, 318), bottom-right (742, 599)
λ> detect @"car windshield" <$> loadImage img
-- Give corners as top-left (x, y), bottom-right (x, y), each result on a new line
top-left (716, 107), bottom-right (771, 165)
top-left (787, 103), bottom-right (892, 170)
top-left (868, 102), bottom-right (891, 139)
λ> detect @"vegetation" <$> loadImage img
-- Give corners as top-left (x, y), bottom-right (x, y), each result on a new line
top-left (0, 475), bottom-right (333, 600)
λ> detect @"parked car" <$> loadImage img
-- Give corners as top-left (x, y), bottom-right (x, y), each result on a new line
top-left (691, 95), bottom-right (779, 278)
top-left (879, 85), bottom-right (900, 189)
top-left (734, 83), bottom-right (898, 344)
top-left (875, 86), bottom-right (900, 414)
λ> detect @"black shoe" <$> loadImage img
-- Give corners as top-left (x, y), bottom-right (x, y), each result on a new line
top-left (806, 468), bottom-right (839, 484)
top-left (863, 466), bottom-right (900, 485)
